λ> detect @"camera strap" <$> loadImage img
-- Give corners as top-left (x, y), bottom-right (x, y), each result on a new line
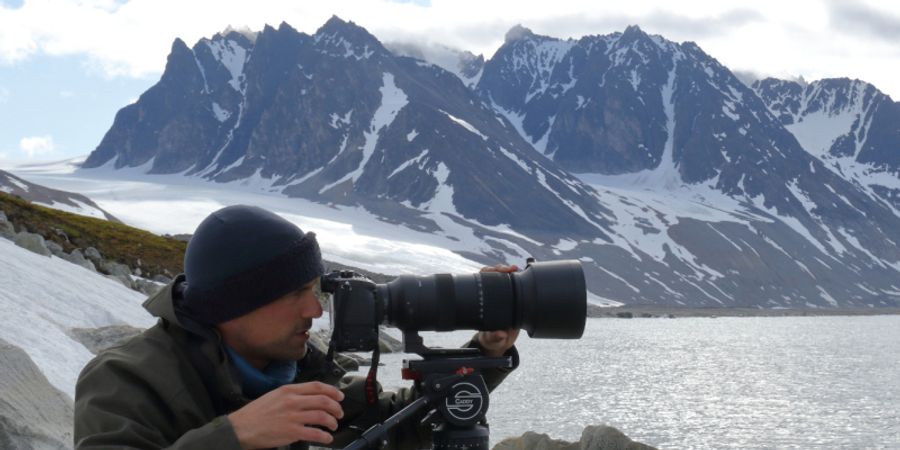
top-left (365, 344), bottom-right (380, 405)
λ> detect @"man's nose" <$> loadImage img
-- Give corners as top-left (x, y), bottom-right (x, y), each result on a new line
top-left (303, 295), bottom-right (323, 318)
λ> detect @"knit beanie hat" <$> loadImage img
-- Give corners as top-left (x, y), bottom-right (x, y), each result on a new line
top-left (181, 205), bottom-right (325, 324)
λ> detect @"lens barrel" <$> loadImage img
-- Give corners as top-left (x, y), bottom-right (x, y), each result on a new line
top-left (379, 260), bottom-right (586, 339)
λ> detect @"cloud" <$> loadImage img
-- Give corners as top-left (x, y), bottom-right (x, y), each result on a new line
top-left (828, 1), bottom-right (900, 42)
top-left (0, 0), bottom-right (770, 78)
top-left (1, 0), bottom-right (899, 99)
top-left (19, 135), bottom-right (55, 158)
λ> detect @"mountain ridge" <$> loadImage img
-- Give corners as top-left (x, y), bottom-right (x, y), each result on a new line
top-left (75, 17), bottom-right (900, 308)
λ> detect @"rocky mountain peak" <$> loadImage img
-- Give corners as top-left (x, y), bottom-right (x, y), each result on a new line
top-left (314, 15), bottom-right (386, 59)
top-left (214, 26), bottom-right (258, 44)
top-left (504, 24), bottom-right (537, 43)
top-left (169, 37), bottom-right (191, 57)
top-left (621, 24), bottom-right (647, 40)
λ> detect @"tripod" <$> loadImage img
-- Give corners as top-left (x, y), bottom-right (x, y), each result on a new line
top-left (340, 332), bottom-right (513, 450)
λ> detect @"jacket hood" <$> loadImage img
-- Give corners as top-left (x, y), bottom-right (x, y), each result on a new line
top-left (143, 274), bottom-right (188, 326)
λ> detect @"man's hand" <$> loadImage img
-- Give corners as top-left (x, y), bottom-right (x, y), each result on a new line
top-left (477, 264), bottom-right (521, 357)
top-left (227, 381), bottom-right (344, 449)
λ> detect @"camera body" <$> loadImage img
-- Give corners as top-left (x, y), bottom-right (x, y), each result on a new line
top-left (321, 270), bottom-right (384, 352)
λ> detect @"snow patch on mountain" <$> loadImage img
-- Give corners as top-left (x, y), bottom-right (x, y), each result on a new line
top-left (442, 111), bottom-right (488, 140)
top-left (205, 38), bottom-right (248, 92)
top-left (327, 72), bottom-right (408, 191)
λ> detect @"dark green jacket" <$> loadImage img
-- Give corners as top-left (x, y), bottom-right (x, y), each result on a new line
top-left (74, 276), bottom-right (518, 450)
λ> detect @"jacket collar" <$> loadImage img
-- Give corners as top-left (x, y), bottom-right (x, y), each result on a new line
top-left (143, 273), bottom-right (187, 326)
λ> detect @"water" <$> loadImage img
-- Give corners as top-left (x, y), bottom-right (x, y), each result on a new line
top-left (364, 316), bottom-right (900, 449)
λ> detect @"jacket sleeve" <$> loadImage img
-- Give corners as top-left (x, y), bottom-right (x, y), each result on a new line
top-left (329, 337), bottom-right (519, 450)
top-left (74, 356), bottom-right (243, 450)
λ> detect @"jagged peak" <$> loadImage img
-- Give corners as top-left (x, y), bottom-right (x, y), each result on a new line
top-left (315, 15), bottom-right (370, 39)
top-left (622, 24), bottom-right (645, 37)
top-left (505, 24), bottom-right (535, 43)
top-left (313, 15), bottom-right (385, 58)
top-left (277, 21), bottom-right (298, 34)
top-left (214, 25), bottom-right (259, 44)
top-left (170, 37), bottom-right (190, 53)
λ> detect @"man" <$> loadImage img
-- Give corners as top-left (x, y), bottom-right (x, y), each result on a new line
top-left (74, 205), bottom-right (519, 449)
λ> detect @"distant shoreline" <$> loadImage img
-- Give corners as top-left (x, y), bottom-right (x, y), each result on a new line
top-left (589, 304), bottom-right (900, 318)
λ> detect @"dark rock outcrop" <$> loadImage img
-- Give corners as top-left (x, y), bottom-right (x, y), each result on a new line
top-left (493, 425), bottom-right (656, 450)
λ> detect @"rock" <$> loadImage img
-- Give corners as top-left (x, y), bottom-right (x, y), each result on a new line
top-left (0, 210), bottom-right (11, 235)
top-left (50, 228), bottom-right (70, 244)
top-left (0, 338), bottom-right (73, 450)
top-left (13, 232), bottom-right (51, 257)
top-left (84, 246), bottom-right (102, 263)
top-left (100, 260), bottom-right (132, 278)
top-left (616, 312), bottom-right (634, 319)
top-left (68, 325), bottom-right (144, 354)
top-left (133, 278), bottom-right (163, 296)
top-left (578, 425), bottom-right (656, 450)
top-left (493, 425), bottom-right (656, 450)
top-left (494, 432), bottom-right (572, 450)
top-left (0, 219), bottom-right (13, 240)
top-left (45, 240), bottom-right (65, 257)
top-left (152, 274), bottom-right (173, 284)
top-left (63, 249), bottom-right (96, 272)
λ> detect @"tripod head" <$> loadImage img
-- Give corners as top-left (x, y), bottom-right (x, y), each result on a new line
top-left (340, 330), bottom-right (513, 450)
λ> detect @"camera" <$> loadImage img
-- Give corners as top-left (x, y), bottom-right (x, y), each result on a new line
top-left (320, 259), bottom-right (587, 450)
top-left (320, 259), bottom-right (588, 353)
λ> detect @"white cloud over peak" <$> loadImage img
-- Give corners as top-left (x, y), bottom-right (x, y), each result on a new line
top-left (1, 0), bottom-right (899, 97)
top-left (19, 135), bottom-right (55, 158)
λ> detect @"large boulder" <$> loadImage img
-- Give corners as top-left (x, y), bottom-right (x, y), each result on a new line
top-left (68, 325), bottom-right (144, 355)
top-left (99, 260), bottom-right (132, 278)
top-left (83, 247), bottom-right (102, 264)
top-left (62, 249), bottom-right (96, 272)
top-left (45, 240), bottom-right (65, 258)
top-left (12, 232), bottom-right (51, 257)
top-left (133, 278), bottom-right (164, 296)
top-left (493, 425), bottom-right (656, 450)
top-left (0, 338), bottom-right (72, 450)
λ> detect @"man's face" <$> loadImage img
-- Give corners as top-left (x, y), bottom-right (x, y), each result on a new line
top-left (217, 277), bottom-right (323, 369)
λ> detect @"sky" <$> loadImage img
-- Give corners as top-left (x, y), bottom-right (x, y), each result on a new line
top-left (1, 0), bottom-right (899, 165)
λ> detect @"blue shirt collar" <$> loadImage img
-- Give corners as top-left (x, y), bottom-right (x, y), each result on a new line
top-left (224, 345), bottom-right (298, 399)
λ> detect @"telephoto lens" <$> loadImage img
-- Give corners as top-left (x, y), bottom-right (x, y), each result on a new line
top-left (378, 260), bottom-right (586, 338)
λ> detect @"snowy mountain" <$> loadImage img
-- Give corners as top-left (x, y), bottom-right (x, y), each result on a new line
top-left (73, 17), bottom-right (900, 308)
top-left (753, 77), bottom-right (900, 210)
top-left (0, 169), bottom-right (119, 221)
top-left (475, 24), bottom-right (900, 307)
top-left (81, 17), bottom-right (609, 245)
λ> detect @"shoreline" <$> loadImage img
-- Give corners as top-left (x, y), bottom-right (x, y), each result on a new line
top-left (589, 304), bottom-right (900, 318)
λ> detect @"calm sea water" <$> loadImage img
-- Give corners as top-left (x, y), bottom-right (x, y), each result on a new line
top-left (367, 316), bottom-right (900, 449)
